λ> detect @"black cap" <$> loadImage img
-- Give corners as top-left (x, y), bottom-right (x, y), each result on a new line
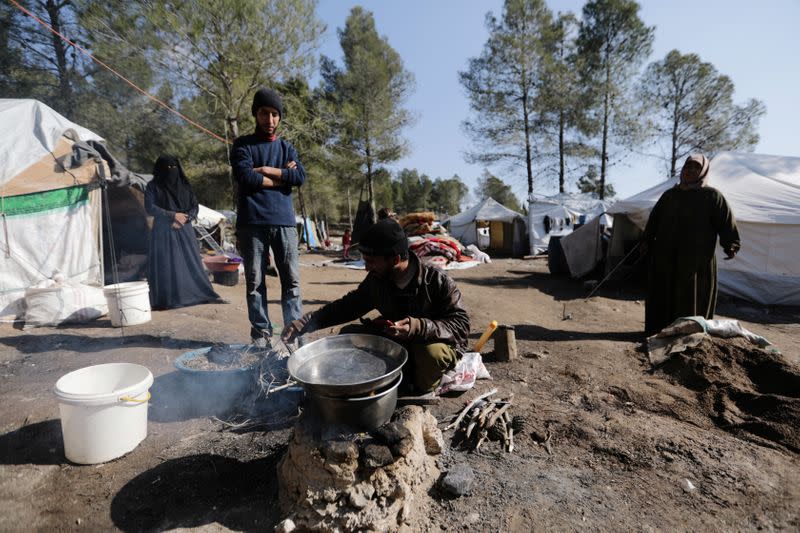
top-left (358, 219), bottom-right (408, 257)
top-left (251, 87), bottom-right (283, 118)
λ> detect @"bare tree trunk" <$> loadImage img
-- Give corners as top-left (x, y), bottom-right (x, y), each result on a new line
top-left (45, 0), bottom-right (73, 117)
top-left (227, 116), bottom-right (239, 138)
top-left (559, 110), bottom-right (566, 193)
top-left (522, 77), bottom-right (534, 196)
top-left (307, 185), bottom-right (324, 242)
top-left (365, 144), bottom-right (376, 223)
top-left (670, 97), bottom-right (680, 178)
top-left (347, 187), bottom-right (353, 230)
top-left (297, 189), bottom-right (311, 251)
top-left (599, 48), bottom-right (611, 200)
top-left (225, 117), bottom-right (239, 209)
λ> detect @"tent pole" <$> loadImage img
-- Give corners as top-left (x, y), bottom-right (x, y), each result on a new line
top-left (584, 241), bottom-right (642, 301)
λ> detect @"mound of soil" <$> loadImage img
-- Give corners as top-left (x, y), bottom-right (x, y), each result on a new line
top-left (656, 337), bottom-right (800, 452)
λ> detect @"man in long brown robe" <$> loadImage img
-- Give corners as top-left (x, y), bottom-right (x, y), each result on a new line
top-left (643, 154), bottom-right (741, 336)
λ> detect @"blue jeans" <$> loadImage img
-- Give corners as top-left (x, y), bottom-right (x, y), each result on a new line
top-left (238, 225), bottom-right (302, 339)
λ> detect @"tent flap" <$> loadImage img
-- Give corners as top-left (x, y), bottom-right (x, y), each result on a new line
top-left (0, 99), bottom-right (104, 188)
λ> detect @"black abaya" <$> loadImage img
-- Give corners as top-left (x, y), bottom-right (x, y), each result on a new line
top-left (145, 156), bottom-right (219, 309)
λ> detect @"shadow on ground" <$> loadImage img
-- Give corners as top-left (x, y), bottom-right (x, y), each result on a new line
top-left (308, 281), bottom-right (359, 286)
top-left (0, 419), bottom-right (64, 465)
top-left (717, 298), bottom-right (800, 326)
top-left (110, 451), bottom-right (285, 532)
top-left (459, 269), bottom-right (645, 303)
top-left (514, 324), bottom-right (642, 343)
top-left (0, 334), bottom-right (208, 355)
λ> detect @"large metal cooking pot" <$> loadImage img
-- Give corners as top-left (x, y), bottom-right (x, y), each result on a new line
top-left (308, 372), bottom-right (402, 432)
top-left (287, 334), bottom-right (407, 398)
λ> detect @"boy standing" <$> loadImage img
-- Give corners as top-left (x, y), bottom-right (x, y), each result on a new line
top-left (231, 87), bottom-right (305, 347)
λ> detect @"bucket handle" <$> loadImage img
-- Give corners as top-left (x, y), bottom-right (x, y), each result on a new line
top-left (119, 391), bottom-right (151, 403)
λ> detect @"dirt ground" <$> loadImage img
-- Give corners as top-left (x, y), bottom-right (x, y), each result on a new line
top-left (1, 252), bottom-right (799, 532)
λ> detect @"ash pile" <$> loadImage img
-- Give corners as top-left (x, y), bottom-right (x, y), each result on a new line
top-left (276, 405), bottom-right (443, 532)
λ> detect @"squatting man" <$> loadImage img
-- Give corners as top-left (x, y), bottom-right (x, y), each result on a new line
top-left (282, 219), bottom-right (471, 393)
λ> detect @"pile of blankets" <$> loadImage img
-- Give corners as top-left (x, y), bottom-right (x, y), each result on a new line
top-left (399, 212), bottom-right (475, 268)
top-left (398, 212), bottom-right (445, 237)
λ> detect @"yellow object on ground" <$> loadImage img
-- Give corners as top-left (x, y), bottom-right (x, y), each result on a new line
top-left (474, 320), bottom-right (498, 352)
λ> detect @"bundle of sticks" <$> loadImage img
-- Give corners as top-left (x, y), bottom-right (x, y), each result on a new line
top-left (443, 388), bottom-right (525, 453)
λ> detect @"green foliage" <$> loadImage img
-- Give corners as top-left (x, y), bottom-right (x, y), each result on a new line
top-left (2, 0), bottom-right (88, 116)
top-left (387, 170), bottom-right (468, 217)
top-left (3, 0), bottom-right (767, 219)
top-left (638, 49), bottom-right (766, 178)
top-left (476, 170), bottom-right (523, 212)
top-left (321, 7), bottom-right (414, 218)
top-left (430, 175), bottom-right (469, 216)
top-left (577, 0), bottom-right (654, 198)
top-left (391, 169), bottom-right (433, 214)
top-left (77, 0), bottom-right (324, 207)
top-left (576, 165), bottom-right (615, 197)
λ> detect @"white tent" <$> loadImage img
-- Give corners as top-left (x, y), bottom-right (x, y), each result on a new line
top-left (444, 197), bottom-right (527, 256)
top-left (607, 151), bottom-right (800, 306)
top-left (0, 99), bottom-right (109, 320)
top-left (527, 192), bottom-right (613, 255)
top-left (195, 204), bottom-right (226, 229)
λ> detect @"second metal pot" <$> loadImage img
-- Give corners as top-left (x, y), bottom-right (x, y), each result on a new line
top-left (307, 372), bottom-right (402, 432)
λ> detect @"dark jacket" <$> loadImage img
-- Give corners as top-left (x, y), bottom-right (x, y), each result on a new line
top-left (296, 253), bottom-right (470, 349)
top-left (230, 134), bottom-right (305, 227)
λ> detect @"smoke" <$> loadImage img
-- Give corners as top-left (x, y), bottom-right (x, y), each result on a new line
top-left (149, 353), bottom-right (302, 426)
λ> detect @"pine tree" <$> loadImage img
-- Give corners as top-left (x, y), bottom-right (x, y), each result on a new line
top-left (577, 0), bottom-right (654, 198)
top-left (321, 7), bottom-right (414, 221)
top-left (459, 0), bottom-right (554, 196)
top-left (638, 50), bottom-right (766, 178)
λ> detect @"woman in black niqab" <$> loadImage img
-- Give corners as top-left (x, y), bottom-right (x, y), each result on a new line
top-left (145, 155), bottom-right (220, 309)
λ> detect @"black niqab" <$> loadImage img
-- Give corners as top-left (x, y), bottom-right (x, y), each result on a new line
top-left (152, 155), bottom-right (198, 213)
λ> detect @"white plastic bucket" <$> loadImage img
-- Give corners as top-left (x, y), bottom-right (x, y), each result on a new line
top-left (54, 363), bottom-right (154, 464)
top-left (103, 281), bottom-right (151, 327)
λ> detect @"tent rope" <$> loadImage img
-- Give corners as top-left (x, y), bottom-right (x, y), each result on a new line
top-left (101, 178), bottom-right (125, 340)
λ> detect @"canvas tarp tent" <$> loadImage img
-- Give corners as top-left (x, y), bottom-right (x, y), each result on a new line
top-left (0, 99), bottom-right (110, 320)
top-left (607, 151), bottom-right (800, 306)
top-left (0, 99), bottom-right (154, 320)
top-left (444, 197), bottom-right (527, 256)
top-left (527, 192), bottom-right (612, 255)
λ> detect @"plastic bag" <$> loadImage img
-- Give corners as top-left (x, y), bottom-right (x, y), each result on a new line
top-left (436, 352), bottom-right (491, 394)
top-left (465, 244), bottom-right (491, 264)
top-left (24, 275), bottom-right (108, 328)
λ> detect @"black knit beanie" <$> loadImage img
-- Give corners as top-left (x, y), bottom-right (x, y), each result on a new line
top-left (251, 87), bottom-right (283, 118)
top-left (358, 219), bottom-right (409, 258)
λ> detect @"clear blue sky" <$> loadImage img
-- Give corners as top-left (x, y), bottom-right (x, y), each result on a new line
top-left (315, 0), bottom-right (800, 203)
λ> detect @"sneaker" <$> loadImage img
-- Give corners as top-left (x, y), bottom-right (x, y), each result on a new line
top-left (251, 336), bottom-right (273, 350)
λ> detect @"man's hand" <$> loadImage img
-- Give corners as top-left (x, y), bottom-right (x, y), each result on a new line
top-left (724, 248), bottom-right (737, 260)
top-left (171, 221), bottom-right (182, 230)
top-left (389, 317), bottom-right (420, 341)
top-left (174, 212), bottom-right (189, 225)
top-left (282, 312), bottom-right (315, 343)
top-left (286, 160), bottom-right (297, 170)
top-left (262, 176), bottom-right (278, 188)
top-left (281, 322), bottom-right (300, 343)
